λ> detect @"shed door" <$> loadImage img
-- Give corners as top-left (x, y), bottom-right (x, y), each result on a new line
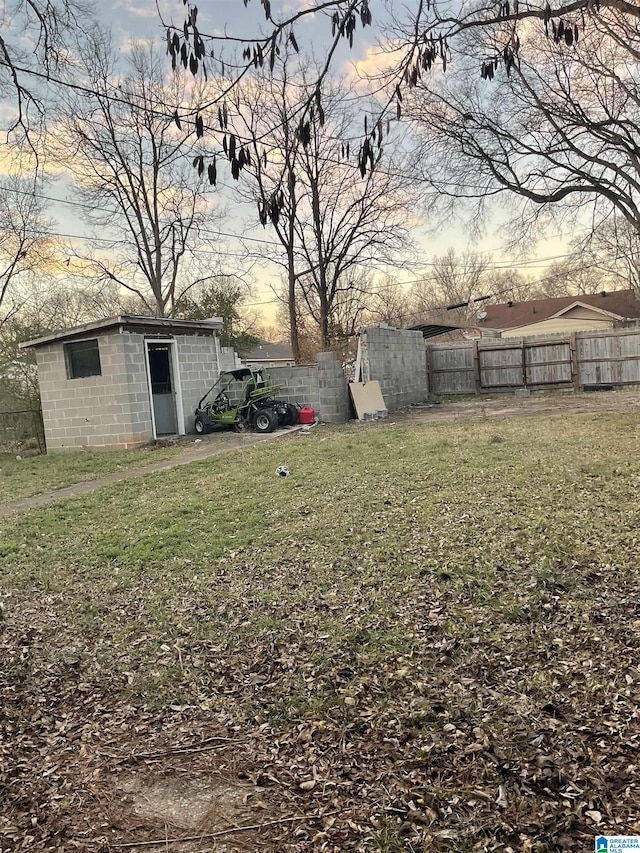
top-left (147, 342), bottom-right (178, 435)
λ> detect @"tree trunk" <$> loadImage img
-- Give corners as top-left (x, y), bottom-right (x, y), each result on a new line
top-left (309, 166), bottom-right (330, 349)
top-left (288, 257), bottom-right (300, 362)
top-left (286, 165), bottom-right (301, 362)
top-left (319, 286), bottom-right (330, 349)
top-left (155, 291), bottom-right (165, 317)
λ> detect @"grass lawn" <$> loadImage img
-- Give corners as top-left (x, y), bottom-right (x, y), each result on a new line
top-left (0, 444), bottom-right (181, 503)
top-left (1, 412), bottom-right (639, 851)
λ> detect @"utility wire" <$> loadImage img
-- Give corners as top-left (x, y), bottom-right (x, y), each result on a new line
top-left (0, 55), bottom-right (601, 198)
top-left (0, 58), bottom-right (199, 123)
top-left (1, 183), bottom-right (587, 268)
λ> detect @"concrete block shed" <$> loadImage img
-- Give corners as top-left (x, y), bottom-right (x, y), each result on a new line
top-left (21, 315), bottom-right (223, 452)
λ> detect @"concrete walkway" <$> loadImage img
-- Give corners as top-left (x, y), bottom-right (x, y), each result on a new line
top-left (0, 426), bottom-right (302, 519)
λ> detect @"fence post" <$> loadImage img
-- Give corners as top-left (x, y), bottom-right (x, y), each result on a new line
top-left (425, 345), bottom-right (433, 396)
top-left (569, 333), bottom-right (579, 390)
top-left (33, 409), bottom-right (45, 454)
top-left (472, 341), bottom-right (481, 394)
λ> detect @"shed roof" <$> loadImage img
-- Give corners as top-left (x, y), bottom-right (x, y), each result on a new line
top-left (20, 315), bottom-right (224, 349)
top-left (478, 289), bottom-right (640, 331)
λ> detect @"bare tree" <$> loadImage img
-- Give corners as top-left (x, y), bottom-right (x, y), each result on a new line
top-left (292, 82), bottom-right (412, 348)
top-left (482, 268), bottom-right (538, 303)
top-left (0, 0), bottom-right (90, 143)
top-left (303, 268), bottom-right (371, 362)
top-left (410, 249), bottom-right (492, 326)
top-left (233, 60), bottom-right (304, 360)
top-left (165, 0), bottom-right (640, 279)
top-left (578, 219), bottom-right (640, 296)
top-left (535, 257), bottom-right (608, 298)
top-left (518, 221), bottom-right (640, 300)
top-left (16, 276), bottom-right (132, 330)
top-left (232, 60), bottom-right (414, 352)
top-left (362, 276), bottom-right (412, 329)
top-left (274, 293), bottom-right (323, 364)
top-left (55, 35), bottom-right (222, 318)
top-left (0, 176), bottom-right (55, 326)
top-left (402, 2), bottom-right (640, 252)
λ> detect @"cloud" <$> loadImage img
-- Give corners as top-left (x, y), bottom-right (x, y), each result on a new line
top-left (282, 0), bottom-right (318, 11)
top-left (114, 0), bottom-right (157, 18)
top-left (346, 40), bottom-right (402, 87)
top-left (0, 137), bottom-right (70, 179)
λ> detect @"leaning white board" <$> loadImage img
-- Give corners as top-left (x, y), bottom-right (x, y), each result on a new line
top-left (348, 381), bottom-right (387, 420)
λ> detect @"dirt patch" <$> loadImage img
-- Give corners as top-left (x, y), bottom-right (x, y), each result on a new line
top-left (109, 773), bottom-right (264, 850)
top-left (391, 387), bottom-right (640, 424)
top-left (118, 774), bottom-right (254, 831)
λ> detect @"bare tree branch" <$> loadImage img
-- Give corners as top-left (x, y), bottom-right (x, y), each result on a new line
top-left (54, 34), bottom-right (223, 317)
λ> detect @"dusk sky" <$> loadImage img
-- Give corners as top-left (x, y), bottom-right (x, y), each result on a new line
top-left (2, 0), bottom-right (580, 327)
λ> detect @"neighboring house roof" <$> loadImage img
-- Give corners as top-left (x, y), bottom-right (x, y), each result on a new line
top-left (20, 315), bottom-right (224, 349)
top-left (245, 339), bottom-right (294, 361)
top-left (478, 289), bottom-right (640, 331)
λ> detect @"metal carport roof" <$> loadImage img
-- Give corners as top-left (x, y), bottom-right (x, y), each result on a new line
top-left (407, 323), bottom-right (464, 339)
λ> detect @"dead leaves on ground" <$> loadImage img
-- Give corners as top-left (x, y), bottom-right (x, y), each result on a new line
top-left (2, 415), bottom-right (640, 850)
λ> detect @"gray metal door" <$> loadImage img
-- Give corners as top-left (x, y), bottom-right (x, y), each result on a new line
top-left (148, 343), bottom-right (178, 435)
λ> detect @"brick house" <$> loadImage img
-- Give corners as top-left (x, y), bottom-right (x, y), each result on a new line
top-left (21, 315), bottom-right (229, 452)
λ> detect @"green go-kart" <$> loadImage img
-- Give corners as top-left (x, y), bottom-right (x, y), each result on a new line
top-left (194, 367), bottom-right (300, 435)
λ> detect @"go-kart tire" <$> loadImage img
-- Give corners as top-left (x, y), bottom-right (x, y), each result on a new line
top-left (194, 415), bottom-right (207, 435)
top-left (282, 402), bottom-right (301, 426)
top-left (252, 408), bottom-right (279, 434)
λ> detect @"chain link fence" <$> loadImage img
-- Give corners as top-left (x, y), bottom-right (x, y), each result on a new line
top-left (0, 410), bottom-right (45, 454)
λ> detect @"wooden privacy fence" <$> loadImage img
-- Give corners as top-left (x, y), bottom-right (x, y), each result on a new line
top-left (427, 328), bottom-right (640, 395)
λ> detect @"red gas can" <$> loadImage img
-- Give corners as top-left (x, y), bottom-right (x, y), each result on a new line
top-left (299, 405), bottom-right (315, 425)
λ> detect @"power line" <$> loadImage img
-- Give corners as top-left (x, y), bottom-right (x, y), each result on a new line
top-left (1, 188), bottom-right (597, 311)
top-left (0, 185), bottom-right (279, 248)
top-left (0, 52), bottom-right (610, 201)
top-left (3, 50), bottom-right (618, 257)
top-left (0, 58), bottom-right (199, 125)
top-left (0, 183), bottom-right (586, 269)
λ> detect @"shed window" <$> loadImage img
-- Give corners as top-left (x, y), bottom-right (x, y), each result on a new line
top-left (64, 339), bottom-right (102, 379)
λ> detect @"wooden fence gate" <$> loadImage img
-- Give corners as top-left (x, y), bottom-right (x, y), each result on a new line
top-left (478, 340), bottom-right (574, 391)
top-left (427, 328), bottom-right (640, 395)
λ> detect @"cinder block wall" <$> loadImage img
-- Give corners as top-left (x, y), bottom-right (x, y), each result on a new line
top-left (37, 330), bottom-right (222, 451)
top-left (361, 326), bottom-right (428, 410)
top-left (121, 332), bottom-right (220, 435)
top-left (317, 351), bottom-right (350, 423)
top-left (37, 333), bottom-right (350, 451)
top-left (37, 333), bottom-right (152, 451)
top-left (174, 334), bottom-right (220, 432)
top-left (122, 333), bottom-right (154, 443)
top-left (268, 351), bottom-right (349, 423)
top-left (267, 363), bottom-right (321, 414)
top-left (218, 345), bottom-right (241, 372)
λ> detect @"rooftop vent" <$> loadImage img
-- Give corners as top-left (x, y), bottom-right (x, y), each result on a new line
top-left (476, 311), bottom-right (487, 320)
